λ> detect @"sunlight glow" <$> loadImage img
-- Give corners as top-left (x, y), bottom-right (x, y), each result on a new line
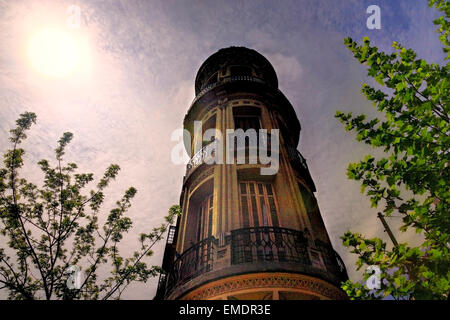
top-left (27, 28), bottom-right (90, 78)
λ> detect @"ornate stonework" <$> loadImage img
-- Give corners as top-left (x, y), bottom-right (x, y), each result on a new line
top-left (188, 165), bottom-right (215, 191)
top-left (181, 272), bottom-right (348, 300)
top-left (155, 47), bottom-right (348, 301)
top-left (195, 47), bottom-right (278, 94)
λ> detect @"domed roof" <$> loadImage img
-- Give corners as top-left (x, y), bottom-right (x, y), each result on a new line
top-left (194, 47), bottom-right (278, 95)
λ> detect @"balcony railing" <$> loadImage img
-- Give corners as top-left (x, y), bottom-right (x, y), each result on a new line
top-left (191, 75), bottom-right (267, 107)
top-left (286, 146), bottom-right (308, 171)
top-left (314, 239), bottom-right (347, 279)
top-left (230, 226), bottom-right (310, 265)
top-left (185, 132), bottom-right (276, 178)
top-left (162, 226), bottom-right (347, 298)
top-left (186, 140), bottom-right (217, 178)
top-left (166, 236), bottom-right (215, 294)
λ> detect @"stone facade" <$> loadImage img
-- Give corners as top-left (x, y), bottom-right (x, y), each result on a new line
top-left (155, 47), bottom-right (348, 300)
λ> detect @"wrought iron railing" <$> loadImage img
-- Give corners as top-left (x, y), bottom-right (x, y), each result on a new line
top-left (231, 227), bottom-right (347, 282)
top-left (185, 131), bottom-right (276, 178)
top-left (191, 75), bottom-right (267, 106)
top-left (230, 226), bottom-right (310, 265)
top-left (186, 140), bottom-right (217, 177)
top-left (163, 227), bottom-right (347, 298)
top-left (314, 240), bottom-right (348, 280)
top-left (286, 146), bottom-right (308, 171)
top-left (165, 236), bottom-right (215, 294)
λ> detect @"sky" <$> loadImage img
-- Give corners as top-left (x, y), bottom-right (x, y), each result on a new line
top-left (0, 0), bottom-right (445, 299)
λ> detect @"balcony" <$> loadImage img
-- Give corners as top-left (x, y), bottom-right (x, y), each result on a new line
top-left (286, 146), bottom-right (316, 191)
top-left (154, 225), bottom-right (178, 300)
top-left (185, 140), bottom-right (217, 178)
top-left (166, 236), bottom-right (215, 294)
top-left (161, 226), bottom-right (347, 299)
top-left (286, 146), bottom-right (308, 171)
top-left (231, 226), bottom-right (310, 265)
top-left (190, 75), bottom-right (267, 107)
top-left (185, 133), bottom-right (275, 180)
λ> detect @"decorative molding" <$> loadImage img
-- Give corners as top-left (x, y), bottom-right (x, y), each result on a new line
top-left (195, 47), bottom-right (278, 95)
top-left (181, 272), bottom-right (347, 300)
top-left (188, 165), bottom-right (215, 191)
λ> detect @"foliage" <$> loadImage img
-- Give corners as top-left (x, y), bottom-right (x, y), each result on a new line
top-left (0, 112), bottom-right (181, 299)
top-left (336, 0), bottom-right (449, 300)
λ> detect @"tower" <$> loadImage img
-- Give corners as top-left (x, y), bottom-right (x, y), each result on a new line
top-left (156, 47), bottom-right (348, 300)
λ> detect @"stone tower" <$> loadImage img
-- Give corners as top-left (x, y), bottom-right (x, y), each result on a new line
top-left (155, 47), bottom-right (348, 300)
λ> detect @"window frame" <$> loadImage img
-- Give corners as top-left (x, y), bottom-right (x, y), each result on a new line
top-left (238, 181), bottom-right (281, 228)
top-left (197, 193), bottom-right (214, 241)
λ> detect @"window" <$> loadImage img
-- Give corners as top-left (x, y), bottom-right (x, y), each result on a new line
top-left (309, 249), bottom-right (325, 270)
top-left (277, 116), bottom-right (293, 146)
top-left (298, 182), bottom-right (318, 221)
top-left (234, 116), bottom-right (261, 132)
top-left (196, 193), bottom-right (214, 241)
top-left (231, 107), bottom-right (263, 161)
top-left (233, 106), bottom-right (261, 132)
top-left (230, 65), bottom-right (252, 77)
top-left (298, 182), bottom-right (329, 242)
top-left (202, 115), bottom-right (216, 146)
top-left (239, 181), bottom-right (280, 228)
top-left (236, 181), bottom-right (283, 263)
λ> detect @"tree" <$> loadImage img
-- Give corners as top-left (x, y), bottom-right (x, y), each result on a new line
top-left (335, 0), bottom-right (449, 300)
top-left (0, 112), bottom-right (180, 299)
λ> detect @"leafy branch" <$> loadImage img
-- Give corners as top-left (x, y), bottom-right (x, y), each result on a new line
top-left (0, 112), bottom-right (181, 299)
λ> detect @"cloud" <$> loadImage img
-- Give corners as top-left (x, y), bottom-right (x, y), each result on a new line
top-left (0, 0), bottom-right (441, 299)
top-left (266, 53), bottom-right (303, 90)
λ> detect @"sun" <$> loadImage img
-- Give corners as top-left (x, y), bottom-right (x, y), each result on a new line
top-left (27, 28), bottom-right (89, 78)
